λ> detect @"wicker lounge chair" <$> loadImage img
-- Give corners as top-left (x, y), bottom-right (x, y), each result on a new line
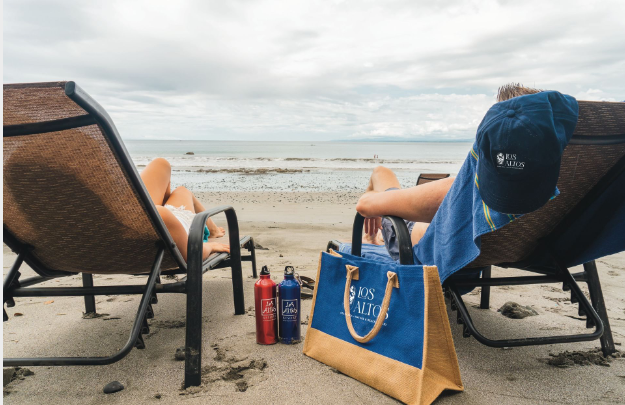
top-left (328, 100), bottom-right (625, 356)
top-left (2, 81), bottom-right (258, 387)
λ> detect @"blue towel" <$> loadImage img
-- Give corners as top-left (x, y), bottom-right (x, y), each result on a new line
top-left (553, 169), bottom-right (625, 267)
top-left (340, 144), bottom-right (625, 285)
top-left (338, 242), bottom-right (481, 295)
top-left (340, 144), bottom-right (560, 283)
top-left (412, 145), bottom-right (561, 282)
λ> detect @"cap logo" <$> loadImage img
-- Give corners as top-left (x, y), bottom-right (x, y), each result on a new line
top-left (496, 153), bottom-right (504, 165)
top-left (497, 153), bottom-right (525, 170)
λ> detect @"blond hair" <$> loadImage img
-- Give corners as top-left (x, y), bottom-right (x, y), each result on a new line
top-left (497, 83), bottom-right (543, 102)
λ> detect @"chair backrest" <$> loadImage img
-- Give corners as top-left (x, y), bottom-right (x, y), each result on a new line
top-left (416, 173), bottom-right (451, 186)
top-left (3, 81), bottom-right (185, 275)
top-left (469, 101), bottom-right (625, 268)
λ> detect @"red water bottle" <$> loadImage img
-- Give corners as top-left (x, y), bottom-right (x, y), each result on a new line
top-left (254, 266), bottom-right (278, 344)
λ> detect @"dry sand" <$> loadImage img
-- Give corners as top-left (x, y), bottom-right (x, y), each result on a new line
top-left (3, 191), bottom-right (625, 404)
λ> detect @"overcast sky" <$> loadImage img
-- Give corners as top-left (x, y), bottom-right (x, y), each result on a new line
top-left (4, 0), bottom-right (624, 141)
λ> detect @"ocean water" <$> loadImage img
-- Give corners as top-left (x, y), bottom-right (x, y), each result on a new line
top-left (125, 140), bottom-right (473, 192)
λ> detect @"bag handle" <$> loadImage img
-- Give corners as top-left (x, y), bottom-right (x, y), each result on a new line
top-left (343, 265), bottom-right (399, 343)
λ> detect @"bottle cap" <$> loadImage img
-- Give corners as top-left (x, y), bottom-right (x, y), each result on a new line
top-left (261, 266), bottom-right (270, 276)
top-left (284, 266), bottom-right (295, 276)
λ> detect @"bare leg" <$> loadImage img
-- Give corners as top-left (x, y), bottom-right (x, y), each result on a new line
top-left (191, 194), bottom-right (225, 238)
top-left (410, 222), bottom-right (429, 246)
top-left (360, 166), bottom-right (453, 247)
top-left (140, 158), bottom-right (172, 205)
top-left (364, 167), bottom-right (432, 246)
top-left (142, 160), bottom-right (229, 261)
top-left (361, 166), bottom-right (402, 241)
top-left (156, 206), bottom-right (228, 261)
top-left (165, 187), bottom-right (226, 238)
top-left (164, 186), bottom-right (195, 212)
top-left (366, 166), bottom-right (401, 192)
top-left (161, 187), bottom-right (230, 259)
top-left (156, 205), bottom-right (192, 261)
top-left (357, 167), bottom-right (454, 223)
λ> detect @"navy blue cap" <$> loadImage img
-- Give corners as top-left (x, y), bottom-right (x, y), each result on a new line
top-left (476, 91), bottom-right (579, 214)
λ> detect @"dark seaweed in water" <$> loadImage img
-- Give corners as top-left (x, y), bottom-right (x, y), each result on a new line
top-left (198, 168), bottom-right (308, 175)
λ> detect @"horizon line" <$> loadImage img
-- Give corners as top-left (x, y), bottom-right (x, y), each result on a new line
top-left (123, 138), bottom-right (475, 143)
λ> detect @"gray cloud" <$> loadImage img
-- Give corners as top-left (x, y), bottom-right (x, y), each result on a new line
top-left (4, 0), bottom-right (624, 141)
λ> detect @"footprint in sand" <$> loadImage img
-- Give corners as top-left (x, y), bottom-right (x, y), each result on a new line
top-left (180, 343), bottom-right (268, 394)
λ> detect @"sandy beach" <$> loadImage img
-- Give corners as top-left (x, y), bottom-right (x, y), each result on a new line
top-left (3, 191), bottom-right (624, 404)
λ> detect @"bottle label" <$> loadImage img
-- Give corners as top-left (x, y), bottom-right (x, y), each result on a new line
top-left (261, 298), bottom-right (277, 321)
top-left (281, 299), bottom-right (299, 321)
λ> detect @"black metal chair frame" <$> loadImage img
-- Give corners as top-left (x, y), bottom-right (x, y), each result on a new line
top-left (328, 137), bottom-right (624, 357)
top-left (3, 82), bottom-right (258, 388)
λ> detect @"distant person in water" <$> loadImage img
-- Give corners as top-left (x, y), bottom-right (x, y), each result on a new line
top-left (141, 158), bottom-right (229, 261)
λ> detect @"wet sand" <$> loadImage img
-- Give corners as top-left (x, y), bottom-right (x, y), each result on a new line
top-left (3, 191), bottom-right (625, 404)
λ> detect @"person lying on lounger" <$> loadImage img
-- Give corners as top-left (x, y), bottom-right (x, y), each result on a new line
top-left (355, 84), bottom-right (579, 261)
top-left (140, 157), bottom-right (230, 261)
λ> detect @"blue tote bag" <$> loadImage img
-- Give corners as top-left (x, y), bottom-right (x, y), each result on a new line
top-left (303, 250), bottom-right (463, 405)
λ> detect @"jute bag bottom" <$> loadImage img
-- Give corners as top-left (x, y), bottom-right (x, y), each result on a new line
top-left (303, 252), bottom-right (463, 405)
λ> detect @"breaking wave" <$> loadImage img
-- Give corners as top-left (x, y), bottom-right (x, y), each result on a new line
top-left (133, 156), bottom-right (463, 171)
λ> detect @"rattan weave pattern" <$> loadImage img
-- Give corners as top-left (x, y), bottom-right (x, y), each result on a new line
top-left (576, 101), bottom-right (625, 136)
top-left (3, 83), bottom-right (89, 125)
top-left (3, 124), bottom-right (178, 274)
top-left (3, 83), bottom-right (183, 274)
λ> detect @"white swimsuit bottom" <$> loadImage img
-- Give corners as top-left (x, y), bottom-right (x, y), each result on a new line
top-left (164, 204), bottom-right (196, 235)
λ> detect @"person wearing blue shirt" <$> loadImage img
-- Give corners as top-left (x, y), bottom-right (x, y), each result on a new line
top-left (354, 85), bottom-right (579, 266)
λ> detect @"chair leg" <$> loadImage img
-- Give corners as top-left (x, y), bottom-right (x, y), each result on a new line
top-left (222, 209), bottom-right (245, 315)
top-left (4, 251), bottom-right (25, 322)
top-left (583, 261), bottom-right (616, 356)
top-left (480, 266), bottom-right (491, 309)
top-left (184, 256), bottom-right (203, 388)
top-left (249, 237), bottom-right (258, 278)
top-left (82, 274), bottom-right (96, 314)
top-left (4, 249), bottom-right (164, 367)
top-left (231, 256), bottom-right (245, 315)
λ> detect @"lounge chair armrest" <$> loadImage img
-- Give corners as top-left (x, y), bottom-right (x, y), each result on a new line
top-left (351, 212), bottom-right (414, 265)
top-left (187, 206), bottom-right (242, 268)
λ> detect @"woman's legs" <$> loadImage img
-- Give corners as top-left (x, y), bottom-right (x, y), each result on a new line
top-left (156, 205), bottom-right (228, 261)
top-left (190, 194), bottom-right (225, 238)
top-left (164, 186), bottom-right (226, 238)
top-left (141, 159), bottom-right (229, 261)
top-left (164, 186), bottom-right (195, 211)
top-left (140, 158), bottom-right (172, 205)
top-left (156, 205), bottom-right (191, 261)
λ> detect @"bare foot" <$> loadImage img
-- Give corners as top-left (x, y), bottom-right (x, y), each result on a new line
top-left (208, 241), bottom-right (229, 253)
top-left (202, 241), bottom-right (230, 259)
top-left (209, 226), bottom-right (226, 238)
